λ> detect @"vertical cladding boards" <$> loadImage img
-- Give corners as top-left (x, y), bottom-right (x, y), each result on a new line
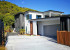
top-left (20, 14), bottom-right (25, 29)
top-left (68, 18), bottom-right (70, 31)
top-left (15, 15), bottom-right (20, 31)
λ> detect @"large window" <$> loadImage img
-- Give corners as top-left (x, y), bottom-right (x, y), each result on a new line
top-left (45, 15), bottom-right (49, 18)
top-left (26, 14), bottom-right (32, 20)
top-left (36, 15), bottom-right (41, 19)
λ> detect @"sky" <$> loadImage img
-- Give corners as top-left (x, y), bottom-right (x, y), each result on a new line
top-left (5, 0), bottom-right (70, 14)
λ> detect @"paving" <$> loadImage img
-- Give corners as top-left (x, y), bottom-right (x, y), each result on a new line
top-left (6, 35), bottom-right (70, 50)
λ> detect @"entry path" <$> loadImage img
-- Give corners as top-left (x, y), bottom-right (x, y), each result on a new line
top-left (6, 36), bottom-right (70, 50)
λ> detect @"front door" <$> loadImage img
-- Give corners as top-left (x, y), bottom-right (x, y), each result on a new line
top-left (30, 21), bottom-right (33, 35)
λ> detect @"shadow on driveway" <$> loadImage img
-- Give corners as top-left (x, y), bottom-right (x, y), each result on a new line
top-left (44, 36), bottom-right (57, 43)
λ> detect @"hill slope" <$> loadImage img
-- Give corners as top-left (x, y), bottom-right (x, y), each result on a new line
top-left (0, 1), bottom-right (37, 26)
top-left (0, 1), bottom-right (37, 15)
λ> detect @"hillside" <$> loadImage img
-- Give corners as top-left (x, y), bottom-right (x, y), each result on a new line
top-left (0, 1), bottom-right (37, 26)
top-left (0, 1), bottom-right (37, 15)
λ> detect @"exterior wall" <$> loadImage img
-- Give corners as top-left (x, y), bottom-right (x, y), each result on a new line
top-left (24, 12), bottom-right (30, 34)
top-left (15, 15), bottom-right (20, 32)
top-left (15, 14), bottom-right (25, 32)
top-left (44, 12), bottom-right (50, 17)
top-left (25, 12), bottom-right (44, 34)
top-left (33, 21), bottom-right (37, 35)
top-left (44, 12), bottom-right (62, 17)
top-left (50, 12), bottom-right (62, 17)
top-left (28, 12), bottom-right (44, 19)
top-left (19, 14), bottom-right (25, 29)
top-left (37, 18), bottom-right (60, 36)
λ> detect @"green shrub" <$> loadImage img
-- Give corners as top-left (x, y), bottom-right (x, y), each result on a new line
top-left (19, 29), bottom-right (25, 35)
top-left (4, 26), bottom-right (13, 32)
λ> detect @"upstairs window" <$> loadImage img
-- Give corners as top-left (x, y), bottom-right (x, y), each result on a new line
top-left (26, 14), bottom-right (32, 20)
top-left (36, 15), bottom-right (41, 19)
top-left (26, 15), bottom-right (29, 20)
top-left (29, 14), bottom-right (32, 19)
top-left (45, 15), bottom-right (49, 18)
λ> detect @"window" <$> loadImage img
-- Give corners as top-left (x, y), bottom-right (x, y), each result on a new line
top-left (29, 14), bottom-right (32, 19)
top-left (45, 15), bottom-right (49, 18)
top-left (36, 15), bottom-right (41, 19)
top-left (26, 15), bottom-right (29, 20)
top-left (26, 14), bottom-right (32, 20)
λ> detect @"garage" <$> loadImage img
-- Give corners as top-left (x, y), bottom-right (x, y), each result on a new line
top-left (30, 17), bottom-right (60, 36)
top-left (43, 24), bottom-right (60, 37)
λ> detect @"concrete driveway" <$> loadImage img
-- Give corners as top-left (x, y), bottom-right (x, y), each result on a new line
top-left (6, 36), bottom-right (70, 50)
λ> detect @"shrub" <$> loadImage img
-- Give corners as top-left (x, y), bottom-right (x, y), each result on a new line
top-left (19, 29), bottom-right (25, 35)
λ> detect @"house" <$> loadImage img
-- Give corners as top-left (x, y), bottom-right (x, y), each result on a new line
top-left (0, 20), bottom-right (4, 45)
top-left (15, 10), bottom-right (64, 37)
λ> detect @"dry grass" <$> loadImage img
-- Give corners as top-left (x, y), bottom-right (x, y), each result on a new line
top-left (0, 46), bottom-right (5, 50)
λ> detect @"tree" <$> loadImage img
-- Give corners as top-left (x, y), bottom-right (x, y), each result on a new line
top-left (0, 13), bottom-right (4, 21)
top-left (3, 13), bottom-right (15, 26)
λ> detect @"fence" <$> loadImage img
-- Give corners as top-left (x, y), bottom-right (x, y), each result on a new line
top-left (57, 30), bottom-right (70, 46)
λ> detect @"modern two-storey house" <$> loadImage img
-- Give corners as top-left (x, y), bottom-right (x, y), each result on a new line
top-left (15, 10), bottom-right (64, 37)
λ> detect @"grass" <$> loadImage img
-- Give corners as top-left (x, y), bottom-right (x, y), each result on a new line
top-left (0, 46), bottom-right (5, 50)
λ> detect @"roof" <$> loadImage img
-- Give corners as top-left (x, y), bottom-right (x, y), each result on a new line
top-left (25, 11), bottom-right (43, 13)
top-left (45, 10), bottom-right (64, 13)
top-left (15, 10), bottom-right (64, 16)
top-left (15, 12), bottom-right (24, 16)
top-left (15, 11), bottom-right (43, 16)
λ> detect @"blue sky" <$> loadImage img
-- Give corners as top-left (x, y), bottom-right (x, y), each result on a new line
top-left (6, 0), bottom-right (70, 14)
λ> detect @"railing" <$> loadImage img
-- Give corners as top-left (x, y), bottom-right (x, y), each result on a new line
top-left (57, 30), bottom-right (70, 46)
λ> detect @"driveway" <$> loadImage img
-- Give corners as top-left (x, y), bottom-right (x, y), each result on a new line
top-left (6, 36), bottom-right (70, 50)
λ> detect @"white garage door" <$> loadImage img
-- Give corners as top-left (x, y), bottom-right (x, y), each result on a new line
top-left (43, 24), bottom-right (60, 37)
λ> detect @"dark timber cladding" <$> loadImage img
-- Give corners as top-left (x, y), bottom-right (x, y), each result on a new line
top-left (60, 15), bottom-right (70, 31)
top-left (30, 21), bottom-right (33, 35)
top-left (60, 17), bottom-right (68, 31)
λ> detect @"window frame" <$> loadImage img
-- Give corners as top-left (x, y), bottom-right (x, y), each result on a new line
top-left (36, 15), bottom-right (41, 19)
top-left (45, 15), bottom-right (49, 18)
top-left (26, 14), bottom-right (32, 20)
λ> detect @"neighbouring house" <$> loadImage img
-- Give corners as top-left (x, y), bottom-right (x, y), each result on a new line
top-left (0, 20), bottom-right (4, 45)
top-left (15, 10), bottom-right (64, 37)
